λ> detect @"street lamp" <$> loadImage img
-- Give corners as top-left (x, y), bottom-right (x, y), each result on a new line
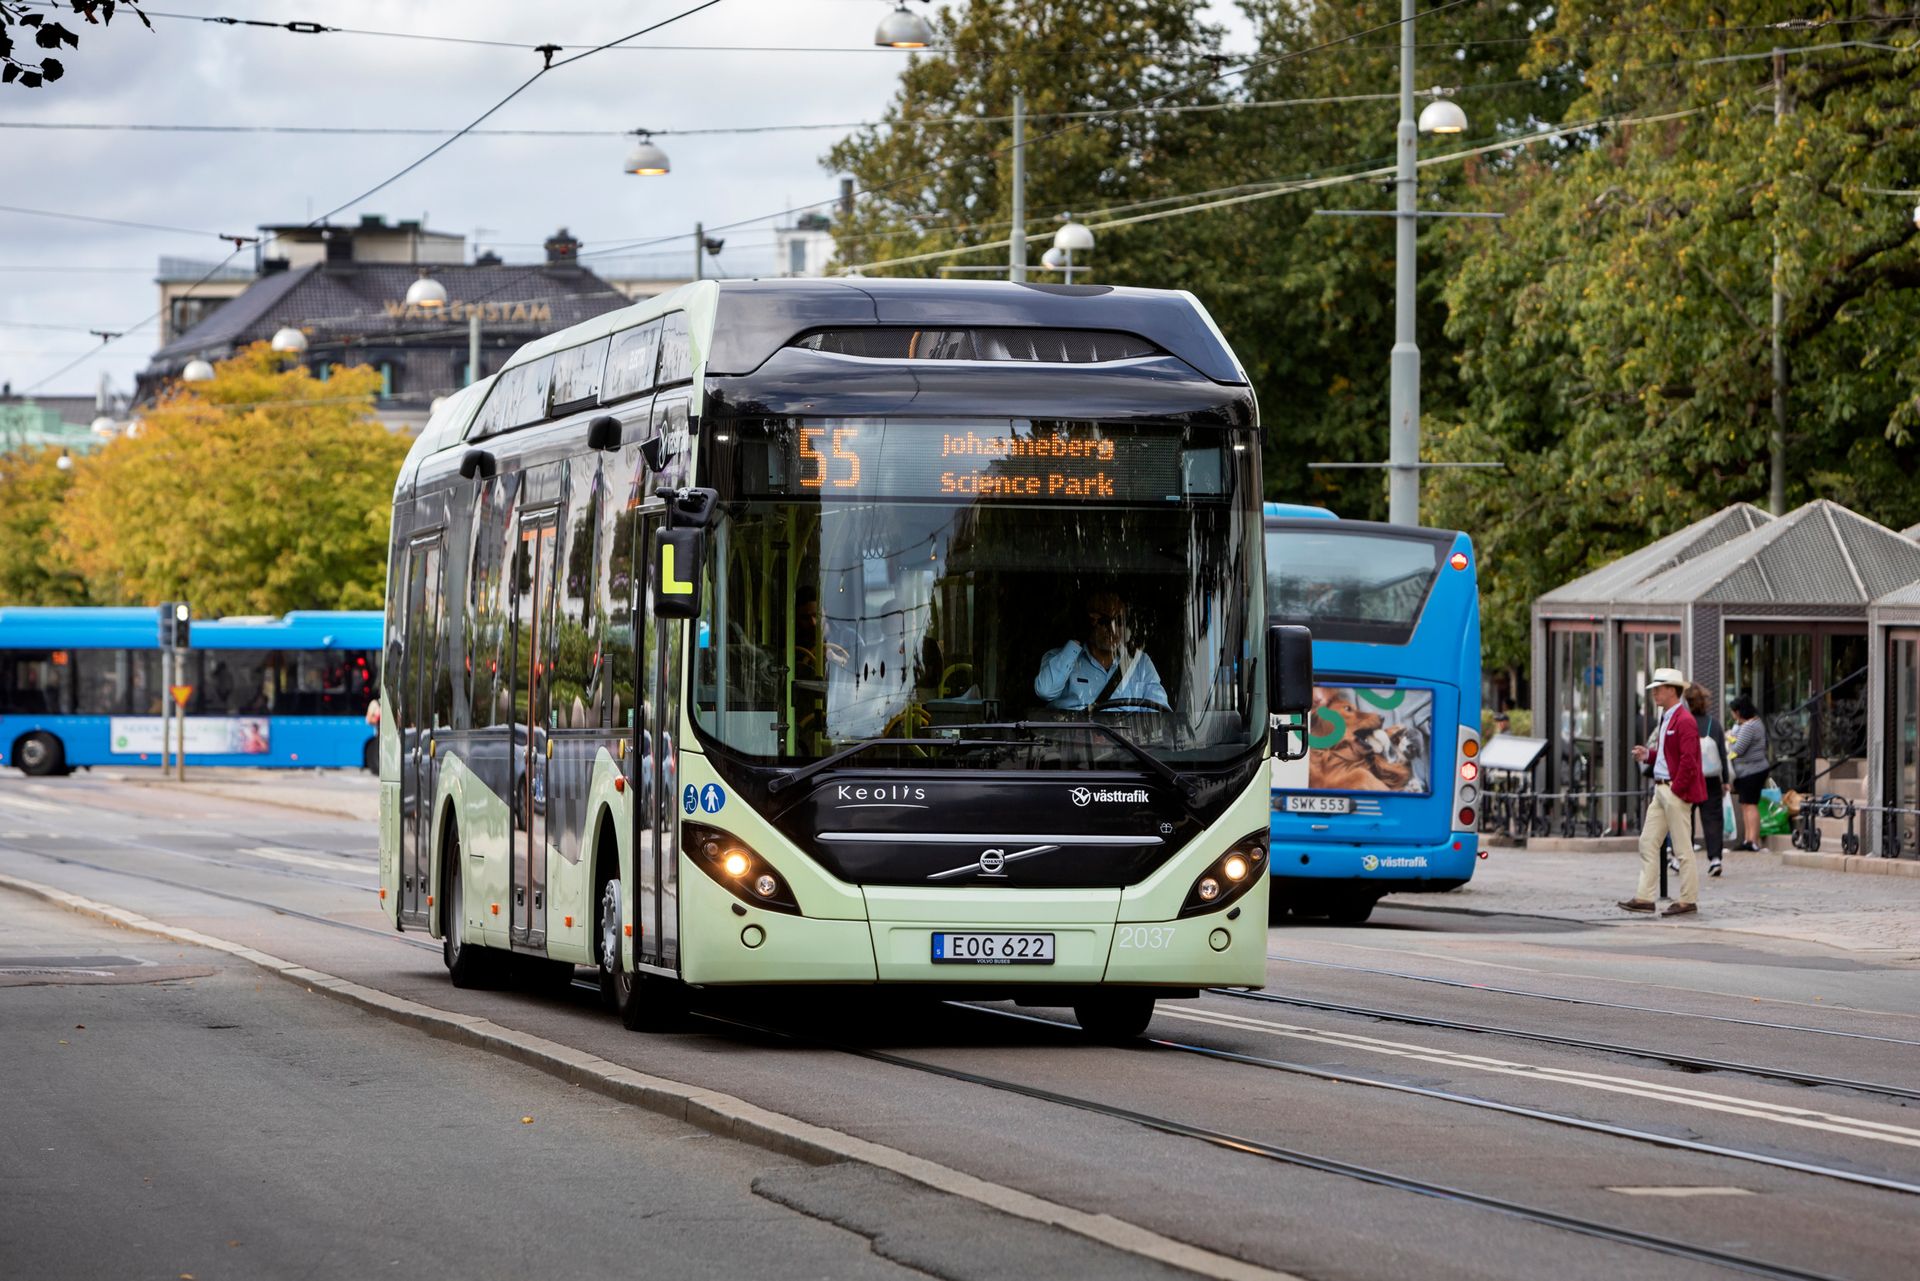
top-left (1050, 216), bottom-right (1093, 284)
top-left (405, 271), bottom-right (447, 309)
top-left (271, 326), bottom-right (308, 354)
top-left (874, 3), bottom-right (933, 49)
top-left (1418, 93), bottom-right (1467, 136)
top-left (56, 451), bottom-right (73, 471)
top-left (181, 358), bottom-right (215, 382)
top-left (623, 131), bottom-right (671, 176)
top-left (1383, 5), bottom-right (1472, 526)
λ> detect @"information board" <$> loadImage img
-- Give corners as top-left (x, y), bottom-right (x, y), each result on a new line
top-left (742, 420), bottom-right (1212, 503)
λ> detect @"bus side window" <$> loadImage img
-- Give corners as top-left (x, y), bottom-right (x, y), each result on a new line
top-left (600, 455), bottom-right (642, 731)
top-left (554, 456), bottom-right (599, 730)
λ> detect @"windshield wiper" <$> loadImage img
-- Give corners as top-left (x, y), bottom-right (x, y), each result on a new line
top-left (923, 720), bottom-right (1193, 799)
top-left (765, 733), bottom-right (1006, 796)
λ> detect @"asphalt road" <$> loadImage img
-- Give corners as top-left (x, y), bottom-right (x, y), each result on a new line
top-left (5, 771), bottom-right (1920, 1281)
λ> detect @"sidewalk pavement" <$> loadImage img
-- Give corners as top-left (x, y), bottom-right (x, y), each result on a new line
top-left (101, 768), bottom-right (379, 824)
top-left (1430, 845), bottom-right (1920, 955)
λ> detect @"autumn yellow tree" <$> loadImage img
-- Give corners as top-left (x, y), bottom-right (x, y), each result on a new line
top-left (58, 344), bottom-right (410, 615)
top-left (0, 445), bottom-right (87, 604)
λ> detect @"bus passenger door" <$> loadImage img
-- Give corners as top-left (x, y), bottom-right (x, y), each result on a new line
top-left (512, 513), bottom-right (559, 947)
top-left (399, 537), bottom-right (443, 927)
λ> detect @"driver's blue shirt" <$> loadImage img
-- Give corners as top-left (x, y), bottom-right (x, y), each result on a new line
top-left (1033, 640), bottom-right (1168, 711)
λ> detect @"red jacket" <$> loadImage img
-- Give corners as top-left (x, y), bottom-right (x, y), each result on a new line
top-left (1655, 704), bottom-right (1707, 804)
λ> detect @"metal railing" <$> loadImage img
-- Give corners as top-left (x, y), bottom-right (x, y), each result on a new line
top-left (1787, 797), bottom-right (1920, 860)
top-left (1480, 785), bottom-right (1649, 840)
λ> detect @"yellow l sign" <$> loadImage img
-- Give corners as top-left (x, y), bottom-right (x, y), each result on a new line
top-left (661, 541), bottom-right (693, 596)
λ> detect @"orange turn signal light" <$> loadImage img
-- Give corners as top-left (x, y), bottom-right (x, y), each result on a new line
top-left (1462, 738), bottom-right (1479, 759)
top-left (490, 903), bottom-right (500, 915)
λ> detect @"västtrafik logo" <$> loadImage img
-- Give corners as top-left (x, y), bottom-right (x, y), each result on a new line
top-left (1069, 786), bottom-right (1150, 807)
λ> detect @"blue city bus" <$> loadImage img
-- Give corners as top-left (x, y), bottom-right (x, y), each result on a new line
top-left (0, 607), bottom-right (381, 775)
top-left (1264, 504), bottom-right (1482, 922)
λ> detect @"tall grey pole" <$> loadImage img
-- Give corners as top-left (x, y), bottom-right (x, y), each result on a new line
top-left (1769, 48), bottom-right (1789, 516)
top-left (1387, 0), bottom-right (1421, 526)
top-left (467, 312), bottom-right (481, 387)
top-left (1009, 89), bottom-right (1027, 282)
top-left (694, 222), bottom-right (704, 281)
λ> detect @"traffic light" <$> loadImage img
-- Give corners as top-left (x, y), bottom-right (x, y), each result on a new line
top-left (158, 601), bottom-right (191, 648)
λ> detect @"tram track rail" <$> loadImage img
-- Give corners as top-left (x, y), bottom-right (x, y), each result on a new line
top-left (0, 824), bottom-right (1905, 1280)
top-left (1268, 953), bottom-right (1920, 1048)
top-left (1207, 987), bottom-right (1920, 1105)
top-left (701, 1004), bottom-right (1853, 1281)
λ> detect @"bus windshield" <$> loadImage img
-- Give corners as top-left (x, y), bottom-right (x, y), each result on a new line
top-left (1264, 524), bottom-right (1446, 644)
top-left (695, 417), bottom-right (1264, 767)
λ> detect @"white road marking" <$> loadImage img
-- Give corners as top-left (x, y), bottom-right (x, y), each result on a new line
top-left (1608, 1186), bottom-right (1753, 1198)
top-left (1168, 1005), bottom-right (1920, 1151)
top-left (241, 846), bottom-right (375, 876)
top-left (0, 793), bottom-right (62, 814)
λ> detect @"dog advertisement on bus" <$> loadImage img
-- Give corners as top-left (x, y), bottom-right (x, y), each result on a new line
top-left (1306, 685), bottom-right (1433, 794)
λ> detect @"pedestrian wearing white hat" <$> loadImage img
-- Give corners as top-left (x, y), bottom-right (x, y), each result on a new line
top-left (1619, 666), bottom-right (1706, 916)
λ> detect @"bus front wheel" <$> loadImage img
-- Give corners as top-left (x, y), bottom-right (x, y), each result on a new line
top-left (1073, 991), bottom-right (1156, 1044)
top-left (16, 732), bottom-right (66, 777)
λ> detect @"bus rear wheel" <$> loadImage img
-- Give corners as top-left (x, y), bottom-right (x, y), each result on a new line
top-left (443, 834), bottom-right (501, 988)
top-left (1073, 991), bottom-right (1156, 1044)
top-left (1326, 893), bottom-right (1378, 925)
top-left (16, 732), bottom-right (65, 777)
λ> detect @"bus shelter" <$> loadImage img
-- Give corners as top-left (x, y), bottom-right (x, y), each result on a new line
top-left (1533, 501), bottom-right (1920, 834)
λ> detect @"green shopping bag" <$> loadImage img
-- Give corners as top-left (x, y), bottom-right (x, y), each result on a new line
top-left (1758, 786), bottom-right (1790, 837)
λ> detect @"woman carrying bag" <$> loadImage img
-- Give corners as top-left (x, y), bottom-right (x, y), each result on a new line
top-left (1686, 684), bottom-right (1730, 876)
top-left (1727, 695), bottom-right (1771, 851)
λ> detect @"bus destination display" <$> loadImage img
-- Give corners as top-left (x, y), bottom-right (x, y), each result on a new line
top-left (751, 420), bottom-right (1199, 502)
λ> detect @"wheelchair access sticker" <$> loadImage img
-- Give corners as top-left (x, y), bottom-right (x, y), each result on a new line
top-left (683, 784), bottom-right (697, 815)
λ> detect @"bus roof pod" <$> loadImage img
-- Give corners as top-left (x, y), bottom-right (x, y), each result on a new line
top-left (701, 279), bottom-right (1248, 385)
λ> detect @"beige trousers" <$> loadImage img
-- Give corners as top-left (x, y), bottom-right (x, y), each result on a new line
top-left (1636, 782), bottom-right (1699, 904)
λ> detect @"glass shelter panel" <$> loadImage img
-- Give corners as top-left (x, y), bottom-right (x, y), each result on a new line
top-left (1890, 635), bottom-right (1919, 859)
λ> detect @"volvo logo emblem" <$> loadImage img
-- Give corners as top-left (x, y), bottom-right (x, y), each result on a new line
top-left (1070, 787), bottom-right (1093, 807)
top-left (927, 842), bottom-right (1062, 881)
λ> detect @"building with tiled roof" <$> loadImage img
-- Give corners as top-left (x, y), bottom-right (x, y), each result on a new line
top-left (138, 219), bottom-right (630, 432)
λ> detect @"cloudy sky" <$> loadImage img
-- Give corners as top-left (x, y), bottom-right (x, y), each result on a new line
top-left (1, 0), bottom-right (1254, 400)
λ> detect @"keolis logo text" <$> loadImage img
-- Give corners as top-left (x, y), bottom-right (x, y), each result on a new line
top-left (836, 784), bottom-right (928, 802)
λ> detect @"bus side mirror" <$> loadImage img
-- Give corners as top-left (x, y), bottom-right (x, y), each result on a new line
top-left (652, 527), bottom-right (705, 619)
top-left (586, 415), bottom-right (621, 452)
top-left (1267, 623), bottom-right (1313, 760)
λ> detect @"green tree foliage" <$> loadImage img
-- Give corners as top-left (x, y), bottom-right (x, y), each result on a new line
top-left (57, 345), bottom-right (410, 614)
top-left (824, 1), bottom-right (1571, 520)
top-left (0, 446), bottom-right (86, 604)
top-left (1425, 1), bottom-right (1920, 672)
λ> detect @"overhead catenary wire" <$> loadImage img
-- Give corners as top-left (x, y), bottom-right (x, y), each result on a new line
top-left (17, 0), bottom-right (730, 394)
top-left (835, 102), bottom-right (1725, 274)
top-left (0, 78), bottom-right (1553, 141)
top-left (575, 0), bottom-right (1482, 265)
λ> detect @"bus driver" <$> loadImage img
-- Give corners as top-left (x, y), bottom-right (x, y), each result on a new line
top-left (1034, 589), bottom-right (1168, 712)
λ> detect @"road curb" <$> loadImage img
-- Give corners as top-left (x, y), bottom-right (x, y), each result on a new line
top-left (0, 870), bottom-right (1299, 1281)
top-left (1782, 850), bottom-right (1920, 879)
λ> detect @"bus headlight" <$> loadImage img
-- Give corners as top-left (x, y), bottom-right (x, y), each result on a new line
top-left (1180, 832), bottom-right (1267, 917)
top-left (685, 822), bottom-right (801, 915)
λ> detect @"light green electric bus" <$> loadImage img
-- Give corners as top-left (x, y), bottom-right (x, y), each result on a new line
top-left (379, 278), bottom-right (1309, 1040)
